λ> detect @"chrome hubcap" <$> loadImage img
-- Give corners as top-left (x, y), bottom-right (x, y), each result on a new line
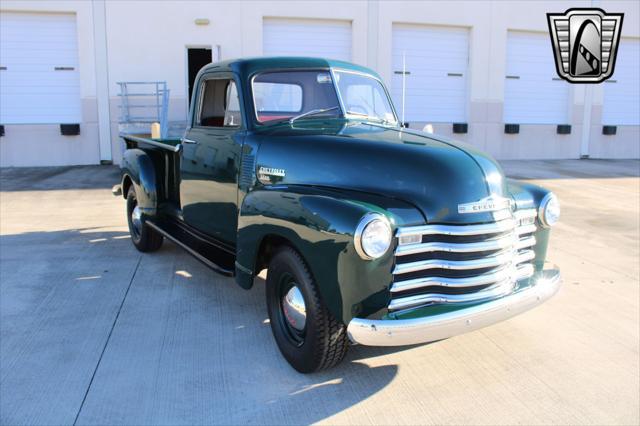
top-left (131, 205), bottom-right (142, 235)
top-left (281, 285), bottom-right (306, 331)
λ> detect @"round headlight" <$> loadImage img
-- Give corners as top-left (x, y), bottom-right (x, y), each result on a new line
top-left (539, 192), bottom-right (560, 228)
top-left (355, 213), bottom-right (392, 260)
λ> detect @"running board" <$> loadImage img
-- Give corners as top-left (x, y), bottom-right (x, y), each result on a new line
top-left (146, 220), bottom-right (235, 277)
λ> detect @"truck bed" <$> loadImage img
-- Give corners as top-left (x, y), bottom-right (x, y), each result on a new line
top-left (121, 133), bottom-right (182, 209)
top-left (119, 133), bottom-right (236, 275)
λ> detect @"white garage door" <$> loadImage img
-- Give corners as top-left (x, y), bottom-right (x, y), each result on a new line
top-left (603, 39), bottom-right (640, 125)
top-left (504, 31), bottom-right (570, 124)
top-left (0, 12), bottom-right (81, 124)
top-left (263, 18), bottom-right (351, 61)
top-left (391, 24), bottom-right (469, 123)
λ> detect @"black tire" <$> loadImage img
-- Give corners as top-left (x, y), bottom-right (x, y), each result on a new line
top-left (126, 186), bottom-right (163, 252)
top-left (266, 246), bottom-right (348, 373)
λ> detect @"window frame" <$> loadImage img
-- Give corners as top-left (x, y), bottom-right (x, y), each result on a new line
top-left (332, 68), bottom-right (399, 125)
top-left (193, 72), bottom-right (244, 129)
top-left (249, 68), bottom-right (340, 127)
top-left (248, 67), bottom-right (399, 127)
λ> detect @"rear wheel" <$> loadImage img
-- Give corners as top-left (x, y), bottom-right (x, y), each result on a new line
top-left (126, 186), bottom-right (163, 252)
top-left (266, 246), bottom-right (348, 373)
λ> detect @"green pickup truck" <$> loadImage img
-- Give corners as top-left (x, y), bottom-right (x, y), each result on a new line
top-left (113, 57), bottom-right (561, 373)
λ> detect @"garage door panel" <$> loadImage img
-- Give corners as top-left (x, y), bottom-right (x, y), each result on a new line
top-left (504, 31), bottom-right (570, 124)
top-left (2, 76), bottom-right (81, 92)
top-left (5, 36), bottom-right (77, 46)
top-left (2, 42), bottom-right (78, 52)
top-left (395, 85), bottom-right (467, 96)
top-left (265, 26), bottom-right (349, 40)
top-left (2, 50), bottom-right (78, 62)
top-left (603, 39), bottom-right (639, 125)
top-left (263, 18), bottom-right (351, 61)
top-left (392, 24), bottom-right (469, 123)
top-left (2, 90), bottom-right (81, 102)
top-left (403, 63), bottom-right (466, 73)
top-left (2, 46), bottom-right (78, 61)
top-left (400, 44), bottom-right (467, 55)
top-left (0, 111), bottom-right (81, 124)
top-left (1, 69), bottom-right (79, 79)
top-left (2, 81), bottom-right (81, 94)
top-left (0, 12), bottom-right (81, 124)
top-left (2, 108), bottom-right (82, 119)
top-left (2, 108), bottom-right (81, 116)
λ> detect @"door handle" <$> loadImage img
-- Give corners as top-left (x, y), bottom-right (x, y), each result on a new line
top-left (182, 138), bottom-right (198, 145)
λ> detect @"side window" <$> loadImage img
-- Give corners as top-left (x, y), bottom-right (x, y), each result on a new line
top-left (198, 78), bottom-right (241, 127)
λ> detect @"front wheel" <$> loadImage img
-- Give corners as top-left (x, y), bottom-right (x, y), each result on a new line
top-left (266, 246), bottom-right (348, 373)
top-left (126, 186), bottom-right (163, 252)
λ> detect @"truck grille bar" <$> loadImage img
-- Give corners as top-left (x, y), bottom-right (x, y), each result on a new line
top-left (395, 232), bottom-right (520, 256)
top-left (393, 250), bottom-right (534, 275)
top-left (396, 218), bottom-right (517, 238)
top-left (389, 209), bottom-right (537, 313)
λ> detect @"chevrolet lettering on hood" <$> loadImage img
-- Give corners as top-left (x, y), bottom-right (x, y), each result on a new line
top-left (257, 166), bottom-right (286, 184)
top-left (458, 195), bottom-right (512, 214)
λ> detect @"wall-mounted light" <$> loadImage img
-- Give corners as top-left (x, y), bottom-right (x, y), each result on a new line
top-left (194, 18), bottom-right (210, 26)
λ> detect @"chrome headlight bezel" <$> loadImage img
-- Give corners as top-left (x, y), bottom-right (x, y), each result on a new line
top-left (354, 213), bottom-right (392, 260)
top-left (538, 192), bottom-right (560, 228)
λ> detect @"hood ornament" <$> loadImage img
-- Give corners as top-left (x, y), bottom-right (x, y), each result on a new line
top-left (458, 195), bottom-right (512, 214)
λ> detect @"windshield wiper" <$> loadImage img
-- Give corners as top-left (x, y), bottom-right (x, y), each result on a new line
top-left (289, 106), bottom-right (339, 124)
top-left (347, 111), bottom-right (397, 126)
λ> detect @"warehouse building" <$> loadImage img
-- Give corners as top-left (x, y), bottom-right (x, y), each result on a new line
top-left (0, 0), bottom-right (638, 167)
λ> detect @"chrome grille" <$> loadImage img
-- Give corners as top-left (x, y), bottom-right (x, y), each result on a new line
top-left (389, 210), bottom-right (537, 313)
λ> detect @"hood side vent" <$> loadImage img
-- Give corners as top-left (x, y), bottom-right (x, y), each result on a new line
top-left (239, 153), bottom-right (256, 191)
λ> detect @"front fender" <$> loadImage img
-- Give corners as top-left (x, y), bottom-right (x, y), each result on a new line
top-left (236, 186), bottom-right (424, 325)
top-left (120, 148), bottom-right (159, 215)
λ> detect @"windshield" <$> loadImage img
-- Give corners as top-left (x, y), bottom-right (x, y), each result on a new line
top-left (251, 69), bottom-right (397, 126)
top-left (252, 71), bottom-right (341, 124)
top-left (334, 70), bottom-right (397, 125)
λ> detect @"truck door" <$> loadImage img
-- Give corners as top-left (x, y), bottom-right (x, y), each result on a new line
top-left (180, 73), bottom-right (243, 245)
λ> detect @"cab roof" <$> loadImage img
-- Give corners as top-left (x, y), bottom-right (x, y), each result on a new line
top-left (200, 56), bottom-right (382, 80)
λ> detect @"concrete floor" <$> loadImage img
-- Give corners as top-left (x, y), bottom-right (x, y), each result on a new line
top-left (1, 160), bottom-right (638, 425)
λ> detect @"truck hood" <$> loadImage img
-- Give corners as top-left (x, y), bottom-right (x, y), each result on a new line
top-left (252, 121), bottom-right (509, 225)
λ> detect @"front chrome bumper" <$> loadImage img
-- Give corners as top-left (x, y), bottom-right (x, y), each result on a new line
top-left (347, 268), bottom-right (561, 346)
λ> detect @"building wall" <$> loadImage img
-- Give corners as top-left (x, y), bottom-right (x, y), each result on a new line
top-left (0, 1), bottom-right (106, 167)
top-left (1, 0), bottom-right (638, 166)
top-left (375, 0), bottom-right (640, 159)
top-left (102, 0), bottom-right (370, 164)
